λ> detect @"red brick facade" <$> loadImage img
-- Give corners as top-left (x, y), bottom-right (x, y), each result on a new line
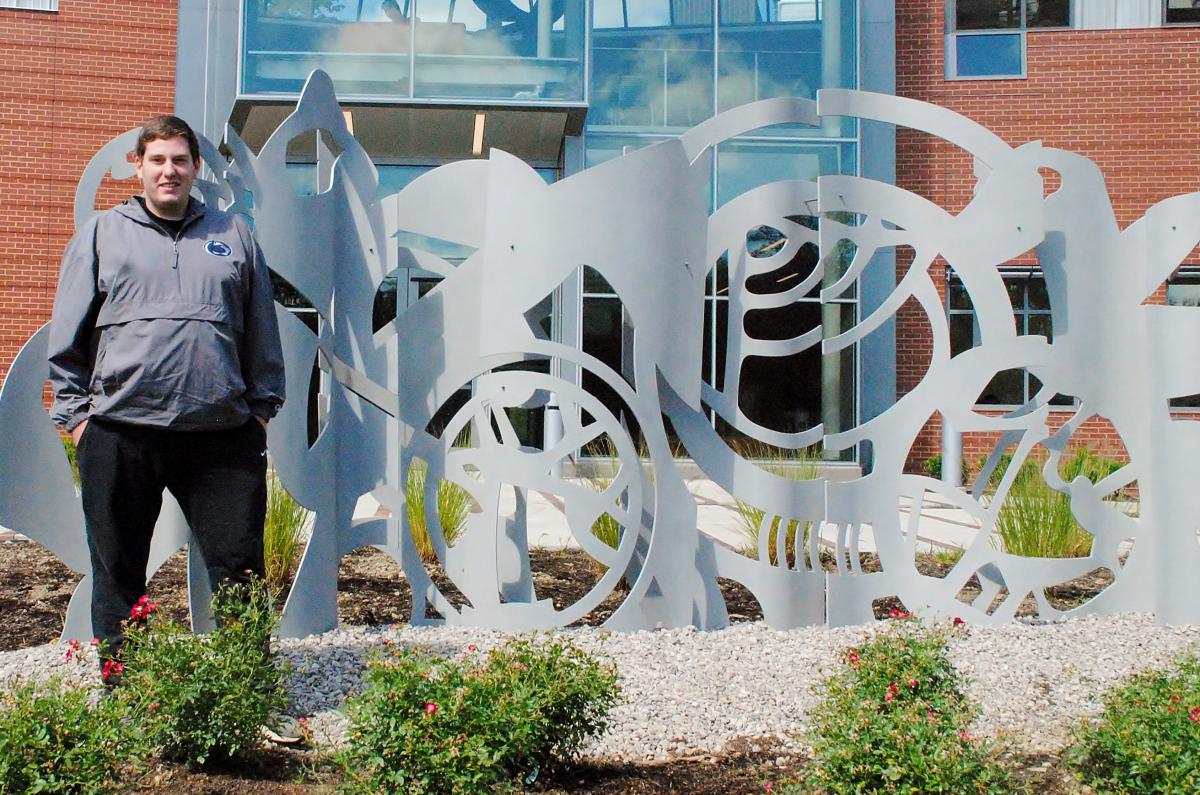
top-left (896, 0), bottom-right (1200, 472)
top-left (0, 1), bottom-right (176, 388)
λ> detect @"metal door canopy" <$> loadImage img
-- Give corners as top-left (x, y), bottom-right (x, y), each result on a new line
top-left (4, 71), bottom-right (1199, 639)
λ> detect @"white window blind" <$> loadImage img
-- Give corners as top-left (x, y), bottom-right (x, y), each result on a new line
top-left (0, 0), bottom-right (58, 10)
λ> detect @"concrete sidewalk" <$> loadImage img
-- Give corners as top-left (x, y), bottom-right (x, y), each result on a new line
top-left (0, 480), bottom-right (989, 554)
top-left (355, 479), bottom-right (986, 556)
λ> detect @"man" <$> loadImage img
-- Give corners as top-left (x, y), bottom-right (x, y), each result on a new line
top-left (47, 116), bottom-right (285, 673)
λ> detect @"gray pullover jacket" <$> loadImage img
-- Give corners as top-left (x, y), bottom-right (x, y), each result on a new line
top-left (48, 197), bottom-right (285, 432)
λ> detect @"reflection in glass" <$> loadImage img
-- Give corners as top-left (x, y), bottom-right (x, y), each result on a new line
top-left (591, 30), bottom-right (713, 128)
top-left (590, 0), bottom-right (854, 133)
top-left (955, 0), bottom-right (1021, 29)
top-left (1167, 279), bottom-right (1200, 308)
top-left (716, 139), bottom-right (854, 206)
top-left (626, 1), bottom-right (671, 27)
top-left (955, 32), bottom-right (1022, 77)
top-left (242, 0), bottom-right (586, 101)
top-left (413, 0), bottom-right (585, 100)
top-left (717, 0), bottom-right (855, 124)
top-left (244, 0), bottom-right (409, 96)
top-left (1167, 0), bottom-right (1200, 24)
top-left (582, 135), bottom-right (661, 168)
top-left (1025, 0), bottom-right (1070, 27)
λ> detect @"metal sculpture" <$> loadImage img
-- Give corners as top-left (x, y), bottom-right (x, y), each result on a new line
top-left (3, 70), bottom-right (1198, 640)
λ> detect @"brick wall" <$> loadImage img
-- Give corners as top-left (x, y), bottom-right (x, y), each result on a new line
top-left (0, 1), bottom-right (176, 390)
top-left (895, 1), bottom-right (1200, 471)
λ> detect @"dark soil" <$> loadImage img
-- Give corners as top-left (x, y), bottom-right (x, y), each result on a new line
top-left (0, 540), bottom-right (1106, 793)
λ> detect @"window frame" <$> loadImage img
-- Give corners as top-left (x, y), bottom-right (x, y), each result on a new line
top-left (1163, 0), bottom-right (1200, 26)
top-left (945, 29), bottom-right (1027, 81)
top-left (947, 268), bottom-right (1071, 409)
top-left (944, 0), bottom-right (1073, 81)
top-left (1166, 268), bottom-right (1200, 409)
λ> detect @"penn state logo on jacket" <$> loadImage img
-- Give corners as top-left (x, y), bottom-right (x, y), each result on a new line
top-left (205, 240), bottom-right (232, 257)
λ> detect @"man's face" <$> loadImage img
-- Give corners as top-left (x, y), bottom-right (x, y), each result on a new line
top-left (135, 136), bottom-right (198, 220)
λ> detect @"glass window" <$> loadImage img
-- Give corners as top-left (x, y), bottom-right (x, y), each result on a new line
top-left (955, 0), bottom-right (1070, 29)
top-left (590, 0), bottom-right (854, 134)
top-left (242, 0), bottom-right (408, 96)
top-left (242, 0), bottom-right (585, 101)
top-left (1167, 272), bottom-right (1200, 407)
top-left (590, 3), bottom-right (714, 130)
top-left (413, 0), bottom-right (585, 101)
top-left (0, 0), bottom-right (56, 9)
top-left (583, 0), bottom-right (859, 460)
top-left (948, 271), bottom-right (1071, 406)
top-left (1026, 0), bottom-right (1071, 26)
top-left (1166, 0), bottom-right (1200, 24)
top-left (953, 32), bottom-right (1023, 78)
top-left (715, 139), bottom-right (855, 207)
top-left (717, 0), bottom-right (856, 133)
top-left (955, 0), bottom-right (1023, 29)
top-left (947, 1), bottom-right (1070, 80)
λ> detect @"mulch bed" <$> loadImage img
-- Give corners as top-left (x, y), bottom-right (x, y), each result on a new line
top-left (0, 540), bottom-right (1105, 793)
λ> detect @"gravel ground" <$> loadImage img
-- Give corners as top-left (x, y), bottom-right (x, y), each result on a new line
top-left (4, 613), bottom-right (1197, 762)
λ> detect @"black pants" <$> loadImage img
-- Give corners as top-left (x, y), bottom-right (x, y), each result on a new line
top-left (76, 417), bottom-right (268, 658)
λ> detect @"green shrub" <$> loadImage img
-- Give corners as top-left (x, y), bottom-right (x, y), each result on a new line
top-left (922, 453), bottom-right (970, 484)
top-left (734, 444), bottom-right (822, 568)
top-left (338, 636), bottom-right (621, 795)
top-left (62, 436), bottom-right (80, 489)
top-left (989, 448), bottom-right (1124, 558)
top-left (581, 435), bottom-right (625, 550)
top-left (407, 459), bottom-right (472, 562)
top-left (783, 618), bottom-right (1014, 794)
top-left (1068, 651), bottom-right (1200, 793)
top-left (992, 463), bottom-right (1091, 558)
top-left (264, 473), bottom-right (308, 595)
top-left (116, 583), bottom-right (289, 767)
top-left (0, 678), bottom-right (145, 794)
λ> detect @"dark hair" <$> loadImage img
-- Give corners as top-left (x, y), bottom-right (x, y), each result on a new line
top-left (136, 115), bottom-right (200, 163)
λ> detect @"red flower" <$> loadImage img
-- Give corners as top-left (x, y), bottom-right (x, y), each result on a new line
top-left (908, 679), bottom-right (919, 688)
top-left (467, 643), bottom-right (477, 652)
top-left (100, 660), bottom-right (124, 682)
top-left (130, 596), bottom-right (159, 622)
top-left (847, 651), bottom-right (859, 665)
top-left (952, 616), bottom-right (965, 626)
top-left (424, 702), bottom-right (438, 715)
top-left (1189, 706), bottom-right (1200, 723)
top-left (1169, 706), bottom-right (1178, 713)
top-left (65, 639), bottom-right (82, 661)
top-left (149, 702), bottom-right (159, 711)
top-left (889, 609), bottom-right (900, 618)
top-left (1171, 696), bottom-right (1181, 703)
top-left (884, 692), bottom-right (894, 702)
